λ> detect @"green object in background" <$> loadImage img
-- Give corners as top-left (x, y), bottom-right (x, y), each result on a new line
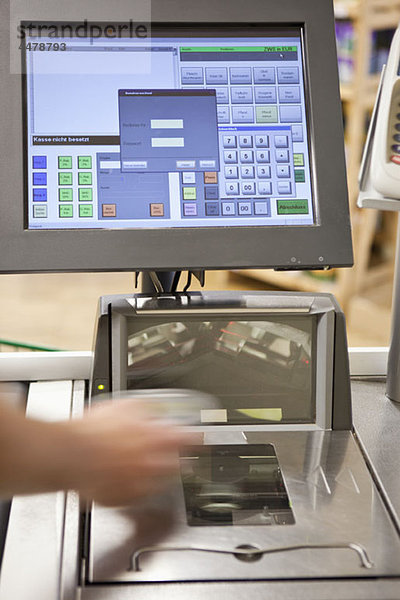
top-left (0, 339), bottom-right (60, 352)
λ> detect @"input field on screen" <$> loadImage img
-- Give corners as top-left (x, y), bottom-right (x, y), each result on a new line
top-left (151, 119), bottom-right (184, 129)
top-left (100, 161), bottom-right (121, 169)
top-left (151, 137), bottom-right (185, 147)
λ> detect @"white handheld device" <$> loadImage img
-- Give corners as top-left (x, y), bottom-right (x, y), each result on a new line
top-left (370, 24), bottom-right (400, 198)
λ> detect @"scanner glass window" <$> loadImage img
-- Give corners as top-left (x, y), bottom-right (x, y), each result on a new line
top-left (180, 443), bottom-right (294, 526)
top-left (126, 315), bottom-right (316, 425)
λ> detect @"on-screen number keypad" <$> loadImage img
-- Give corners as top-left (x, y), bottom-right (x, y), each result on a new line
top-left (221, 131), bottom-right (293, 202)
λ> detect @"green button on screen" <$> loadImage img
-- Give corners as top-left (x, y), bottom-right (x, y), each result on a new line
top-left (293, 153), bottom-right (304, 167)
top-left (78, 156), bottom-right (92, 169)
top-left (79, 188), bottom-right (93, 202)
top-left (59, 188), bottom-right (73, 202)
top-left (58, 172), bottom-right (73, 185)
top-left (277, 200), bottom-right (309, 215)
top-left (256, 106), bottom-right (278, 123)
top-left (183, 187), bottom-right (197, 200)
top-left (79, 204), bottom-right (93, 218)
top-left (59, 205), bottom-right (73, 218)
top-left (78, 172), bottom-right (92, 185)
top-left (58, 156), bottom-right (72, 169)
top-left (295, 169), bottom-right (305, 183)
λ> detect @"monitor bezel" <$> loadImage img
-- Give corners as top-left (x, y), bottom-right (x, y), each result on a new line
top-left (0, 0), bottom-right (353, 273)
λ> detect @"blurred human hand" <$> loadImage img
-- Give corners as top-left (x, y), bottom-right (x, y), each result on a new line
top-left (60, 398), bottom-right (196, 505)
top-left (0, 396), bottom-right (197, 506)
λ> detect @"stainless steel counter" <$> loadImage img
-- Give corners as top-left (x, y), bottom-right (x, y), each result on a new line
top-left (82, 378), bottom-right (400, 600)
top-left (352, 378), bottom-right (400, 532)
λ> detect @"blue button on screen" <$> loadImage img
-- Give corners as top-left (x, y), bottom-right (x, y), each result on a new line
top-left (33, 173), bottom-right (47, 185)
top-left (33, 188), bottom-right (48, 202)
top-left (205, 186), bottom-right (219, 200)
top-left (32, 156), bottom-right (47, 169)
top-left (205, 202), bottom-right (220, 216)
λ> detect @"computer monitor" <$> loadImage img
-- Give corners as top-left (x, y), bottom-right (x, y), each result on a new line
top-left (0, 0), bottom-right (352, 272)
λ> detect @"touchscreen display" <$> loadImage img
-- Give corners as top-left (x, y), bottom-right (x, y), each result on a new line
top-left (24, 26), bottom-right (314, 229)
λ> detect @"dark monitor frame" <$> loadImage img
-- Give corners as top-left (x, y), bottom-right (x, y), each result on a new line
top-left (0, 0), bottom-right (352, 273)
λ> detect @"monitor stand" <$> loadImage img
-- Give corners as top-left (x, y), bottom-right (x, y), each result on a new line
top-left (140, 271), bottom-right (205, 295)
top-left (141, 272), bottom-right (176, 294)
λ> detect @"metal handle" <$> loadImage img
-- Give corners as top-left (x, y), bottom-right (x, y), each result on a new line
top-left (130, 541), bottom-right (373, 572)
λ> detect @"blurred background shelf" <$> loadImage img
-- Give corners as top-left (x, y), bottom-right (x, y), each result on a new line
top-left (239, 0), bottom-right (400, 342)
top-left (237, 270), bottom-right (337, 295)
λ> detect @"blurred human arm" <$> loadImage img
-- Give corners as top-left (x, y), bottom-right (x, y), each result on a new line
top-left (0, 395), bottom-right (193, 506)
